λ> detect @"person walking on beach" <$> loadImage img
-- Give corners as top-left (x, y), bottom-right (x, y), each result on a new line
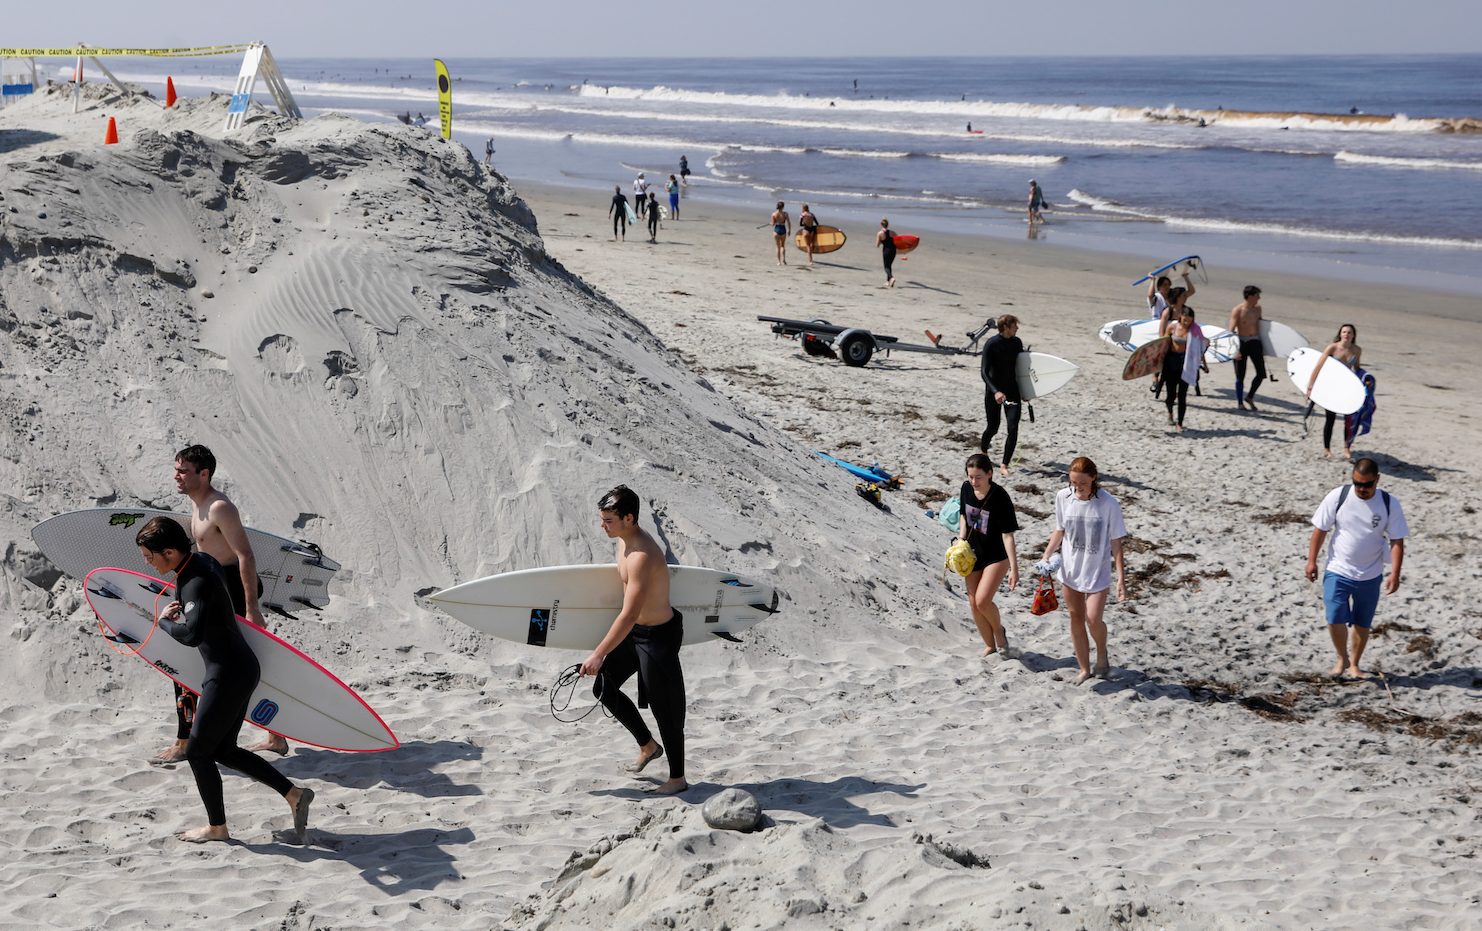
top-left (1228, 285), bottom-right (1267, 411)
top-left (1306, 324), bottom-right (1362, 460)
top-left (979, 314), bottom-right (1024, 476)
top-left (771, 201), bottom-right (791, 266)
top-left (647, 191), bottom-right (661, 243)
top-left (483, 137), bottom-right (494, 167)
top-left (633, 172), bottom-right (649, 219)
top-left (678, 155), bottom-right (690, 189)
top-left (152, 445), bottom-right (284, 763)
top-left (798, 204), bottom-right (819, 267)
top-left (1027, 179), bottom-right (1048, 224)
top-left (135, 516), bottom-right (314, 843)
top-left (1160, 307), bottom-right (1209, 432)
top-left (875, 217), bottom-right (898, 287)
top-left (581, 486), bottom-right (688, 795)
top-left (1041, 457), bottom-right (1127, 684)
top-left (1305, 458), bottom-right (1407, 679)
top-left (609, 186), bottom-right (629, 242)
top-left (958, 454), bottom-right (1021, 657)
top-left (1151, 276), bottom-right (1194, 398)
top-left (665, 174), bottom-right (681, 219)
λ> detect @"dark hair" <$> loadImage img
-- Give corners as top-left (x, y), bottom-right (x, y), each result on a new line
top-left (1068, 456), bottom-right (1100, 496)
top-left (176, 444), bottom-right (216, 478)
top-left (135, 515), bottom-right (192, 555)
top-left (598, 485), bottom-right (640, 521)
top-left (776, 201), bottom-right (785, 210)
top-left (1156, 276), bottom-right (1171, 289)
top-left (1353, 457), bottom-right (1379, 477)
top-left (1243, 285), bottom-right (1262, 299)
top-left (1334, 323), bottom-right (1357, 343)
top-left (965, 453), bottom-right (995, 474)
top-left (1167, 286), bottom-right (1187, 307)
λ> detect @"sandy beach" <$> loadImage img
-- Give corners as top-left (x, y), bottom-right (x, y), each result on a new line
top-left (2, 86), bottom-right (1480, 930)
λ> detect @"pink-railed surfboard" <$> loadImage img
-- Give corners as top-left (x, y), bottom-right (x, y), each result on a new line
top-left (83, 567), bottom-right (396, 752)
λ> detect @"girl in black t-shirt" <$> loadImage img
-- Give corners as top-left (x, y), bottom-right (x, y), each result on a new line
top-left (958, 453), bottom-right (1021, 657)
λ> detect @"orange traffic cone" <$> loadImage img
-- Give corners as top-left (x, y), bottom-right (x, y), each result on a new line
top-left (165, 77), bottom-right (177, 109)
top-left (104, 116), bottom-right (118, 145)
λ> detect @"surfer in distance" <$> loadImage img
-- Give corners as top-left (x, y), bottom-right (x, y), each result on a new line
top-left (152, 445), bottom-right (286, 762)
top-left (1306, 324), bottom-right (1363, 460)
top-left (979, 314), bottom-right (1024, 478)
top-left (678, 155), bottom-right (689, 188)
top-left (1305, 458), bottom-right (1408, 679)
top-left (958, 453), bottom-right (1021, 658)
top-left (1040, 457), bottom-right (1128, 685)
top-left (1228, 285), bottom-right (1267, 411)
top-left (135, 516), bottom-right (315, 843)
top-left (1027, 179), bottom-right (1048, 224)
top-left (609, 185), bottom-right (628, 242)
top-left (771, 202), bottom-right (791, 266)
top-left (876, 217), bottom-right (897, 287)
top-left (647, 191), bottom-right (661, 243)
top-left (580, 486), bottom-right (689, 795)
top-left (799, 204), bottom-right (819, 267)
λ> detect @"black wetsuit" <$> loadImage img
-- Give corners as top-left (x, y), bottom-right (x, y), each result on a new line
top-left (979, 333), bottom-right (1024, 465)
top-left (679, 157), bottom-right (689, 181)
top-left (1163, 341), bottom-right (1189, 427)
top-left (610, 192), bottom-right (629, 237)
top-left (880, 229), bottom-right (897, 283)
top-left (595, 610), bottom-right (686, 781)
top-left (160, 553), bottom-right (292, 826)
top-left (648, 197), bottom-right (660, 239)
top-left (1234, 337), bottom-right (1267, 404)
top-left (173, 561), bottom-right (261, 740)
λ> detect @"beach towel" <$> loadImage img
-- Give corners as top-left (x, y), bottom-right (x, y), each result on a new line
top-left (1344, 369), bottom-right (1377, 447)
top-left (1181, 325), bottom-right (1208, 386)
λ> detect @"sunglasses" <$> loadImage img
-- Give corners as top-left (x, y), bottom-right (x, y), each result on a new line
top-left (1352, 479), bottom-right (1378, 489)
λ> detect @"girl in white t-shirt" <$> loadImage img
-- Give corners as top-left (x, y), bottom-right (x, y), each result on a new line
top-left (1041, 456), bottom-right (1128, 684)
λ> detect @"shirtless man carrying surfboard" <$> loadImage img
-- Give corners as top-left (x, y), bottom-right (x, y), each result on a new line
top-left (580, 486), bottom-right (688, 795)
top-left (152, 445), bottom-right (286, 763)
top-left (1228, 285), bottom-right (1266, 411)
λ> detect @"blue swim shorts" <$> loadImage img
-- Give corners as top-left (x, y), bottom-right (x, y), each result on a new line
top-left (1323, 571), bottom-right (1382, 629)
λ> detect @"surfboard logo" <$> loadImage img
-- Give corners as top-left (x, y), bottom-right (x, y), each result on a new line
top-left (250, 699), bottom-right (280, 725)
top-left (527, 608), bottom-right (551, 647)
top-left (154, 659), bottom-right (180, 676)
top-left (108, 512), bottom-right (147, 528)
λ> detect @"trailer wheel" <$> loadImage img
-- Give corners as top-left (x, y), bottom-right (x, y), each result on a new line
top-left (839, 331), bottom-right (874, 367)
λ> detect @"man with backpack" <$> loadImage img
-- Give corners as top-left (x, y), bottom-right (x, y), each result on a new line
top-left (1305, 458), bottom-right (1408, 679)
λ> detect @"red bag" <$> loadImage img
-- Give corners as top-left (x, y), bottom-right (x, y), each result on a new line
top-left (1029, 575), bottom-right (1059, 616)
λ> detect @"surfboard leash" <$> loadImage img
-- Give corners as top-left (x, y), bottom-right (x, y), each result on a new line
top-left (550, 664), bottom-right (613, 724)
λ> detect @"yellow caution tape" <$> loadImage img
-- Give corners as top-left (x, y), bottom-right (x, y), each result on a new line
top-left (0, 44), bottom-right (257, 58)
top-left (945, 540), bottom-right (976, 577)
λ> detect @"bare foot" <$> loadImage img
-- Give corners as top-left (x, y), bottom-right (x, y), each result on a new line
top-left (1346, 666), bottom-right (1368, 679)
top-left (651, 778), bottom-right (689, 795)
top-left (1095, 662), bottom-right (1111, 680)
top-left (177, 824), bottom-right (230, 844)
top-left (1322, 449), bottom-right (1334, 459)
top-left (150, 742), bottom-right (188, 765)
top-left (246, 733), bottom-right (289, 755)
top-left (625, 742), bottom-right (664, 774)
top-left (289, 786), bottom-right (315, 842)
top-left (1074, 670), bottom-right (1093, 685)
top-left (1329, 658), bottom-right (1348, 677)
top-left (998, 466), bottom-right (1010, 478)
top-left (981, 645), bottom-right (999, 657)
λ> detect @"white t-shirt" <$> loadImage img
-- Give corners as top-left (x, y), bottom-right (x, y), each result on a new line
top-left (1053, 487), bottom-right (1127, 594)
top-left (1311, 485), bottom-right (1409, 582)
top-left (634, 177), bottom-right (648, 196)
top-left (1148, 292), bottom-right (1168, 319)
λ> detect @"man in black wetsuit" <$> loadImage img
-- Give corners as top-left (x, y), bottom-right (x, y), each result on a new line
top-left (579, 486), bottom-right (688, 795)
top-left (980, 314), bottom-right (1025, 478)
top-left (135, 516), bottom-right (313, 844)
top-left (609, 186), bottom-right (628, 242)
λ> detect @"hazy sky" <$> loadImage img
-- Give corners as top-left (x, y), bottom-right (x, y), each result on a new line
top-left (5, 0), bottom-right (1479, 58)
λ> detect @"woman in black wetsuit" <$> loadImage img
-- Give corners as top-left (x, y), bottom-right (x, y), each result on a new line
top-left (135, 516), bottom-right (314, 844)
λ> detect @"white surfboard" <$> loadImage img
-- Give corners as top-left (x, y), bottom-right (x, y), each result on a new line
top-left (1097, 319), bottom-right (1236, 364)
top-left (32, 508), bottom-right (339, 616)
top-left (1260, 320), bottom-right (1307, 358)
top-left (428, 565), bottom-right (781, 650)
top-left (1287, 347), bottom-right (1365, 415)
top-left (1016, 352), bottom-right (1078, 400)
top-left (83, 567), bottom-right (397, 752)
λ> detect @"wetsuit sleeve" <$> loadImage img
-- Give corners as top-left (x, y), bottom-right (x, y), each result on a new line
top-left (981, 337), bottom-right (1000, 391)
top-left (158, 574), bottom-right (211, 647)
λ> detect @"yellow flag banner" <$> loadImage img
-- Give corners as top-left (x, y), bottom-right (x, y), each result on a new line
top-left (0, 44), bottom-right (256, 58)
top-left (434, 58), bottom-right (452, 141)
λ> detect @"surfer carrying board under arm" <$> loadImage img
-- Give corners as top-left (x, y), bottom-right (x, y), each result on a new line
top-left (609, 186), bottom-right (629, 242)
top-left (580, 486), bottom-right (689, 795)
top-left (980, 314), bottom-right (1024, 477)
top-left (1228, 285), bottom-right (1267, 411)
top-left (771, 202), bottom-right (791, 266)
top-left (135, 516), bottom-right (314, 844)
top-left (1307, 324), bottom-right (1363, 460)
top-left (153, 445), bottom-right (284, 763)
top-left (799, 204), bottom-right (819, 267)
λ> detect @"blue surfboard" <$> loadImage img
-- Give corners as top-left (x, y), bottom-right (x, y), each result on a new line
top-left (1132, 255), bottom-right (1203, 287)
top-left (814, 451), bottom-right (894, 484)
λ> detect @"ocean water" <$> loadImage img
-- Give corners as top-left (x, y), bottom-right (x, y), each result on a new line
top-left (94, 55), bottom-right (1482, 292)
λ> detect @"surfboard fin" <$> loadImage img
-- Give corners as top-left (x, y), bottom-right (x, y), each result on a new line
top-left (712, 631), bottom-right (744, 643)
top-left (265, 602), bottom-right (297, 620)
top-left (290, 596), bottom-right (323, 610)
top-left (88, 585), bottom-right (123, 600)
top-left (749, 592), bottom-right (782, 615)
top-left (104, 630), bottom-right (141, 645)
